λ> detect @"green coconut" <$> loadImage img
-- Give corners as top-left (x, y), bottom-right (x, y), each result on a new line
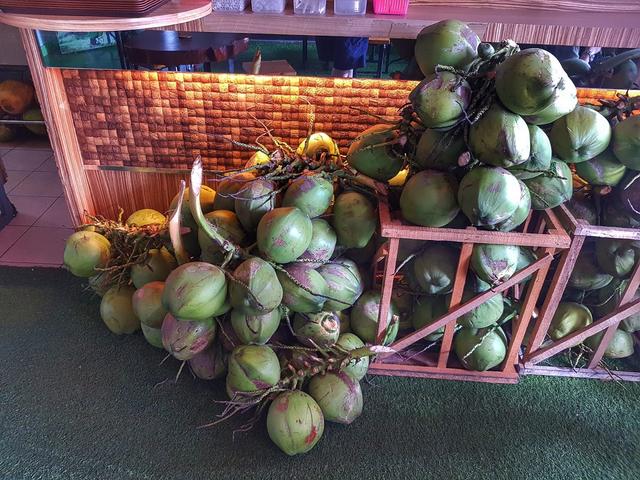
top-left (412, 243), bottom-right (458, 294)
top-left (409, 295), bottom-right (448, 341)
top-left (346, 124), bottom-right (404, 181)
top-left (297, 219), bottom-right (336, 267)
top-left (229, 256), bottom-right (282, 316)
top-left (458, 166), bottom-right (521, 227)
top-left (0, 124), bottom-right (17, 142)
top-left (338, 311), bottom-right (351, 334)
top-left (613, 114), bottom-right (640, 170)
top-left (336, 333), bottom-right (369, 380)
top-left (595, 238), bottom-right (638, 278)
top-left (594, 279), bottom-right (640, 333)
top-left (575, 150), bottom-right (627, 187)
top-left (350, 290), bottom-right (398, 345)
top-left (63, 231), bottom-right (111, 278)
top-left (332, 191), bottom-right (377, 248)
top-left (130, 247), bottom-right (176, 289)
top-left (409, 72), bottom-right (471, 129)
top-left (231, 308), bottom-right (281, 345)
top-left (282, 175), bottom-right (333, 218)
top-left (414, 128), bottom-right (465, 171)
top-left (267, 391), bottom-right (324, 456)
top-left (141, 324), bottom-right (163, 349)
top-left (293, 311), bottom-right (341, 348)
top-left (169, 185), bottom-right (216, 232)
top-left (125, 208), bottom-right (166, 227)
top-left (515, 247), bottom-right (537, 288)
top-left (495, 48), bottom-right (577, 118)
top-left (213, 172), bottom-right (255, 212)
top-left (257, 207), bottom-right (313, 264)
top-left (469, 104), bottom-right (530, 167)
top-left (508, 125), bottom-right (552, 179)
top-left (22, 108), bottom-right (46, 135)
top-left (414, 20), bottom-right (479, 75)
top-left (584, 329), bottom-right (635, 359)
top-left (566, 192), bottom-right (598, 225)
top-left (602, 198), bottom-right (640, 228)
top-left (400, 170), bottom-right (460, 227)
top-left (234, 178), bottom-right (276, 231)
top-left (132, 281), bottom-right (167, 329)
top-left (456, 281), bottom-right (504, 329)
top-left (226, 345), bottom-right (280, 395)
top-left (549, 106), bottom-right (611, 163)
top-left (277, 264), bottom-right (328, 313)
top-left (198, 210), bottom-right (246, 264)
top-left (524, 159), bottom-right (573, 210)
top-left (471, 243), bottom-right (520, 284)
top-left (161, 313), bottom-right (217, 360)
top-left (549, 302), bottom-right (593, 340)
top-left (454, 326), bottom-right (507, 371)
top-left (188, 343), bottom-right (227, 380)
top-left (100, 286), bottom-right (140, 335)
top-left (162, 262), bottom-right (228, 321)
top-left (317, 258), bottom-right (364, 311)
top-left (494, 179), bottom-right (532, 232)
top-left (569, 248), bottom-right (613, 291)
top-left (308, 372), bottom-right (363, 425)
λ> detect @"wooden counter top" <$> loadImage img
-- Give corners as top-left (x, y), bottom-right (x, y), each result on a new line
top-left (1, 0), bottom-right (639, 47)
top-left (0, 0), bottom-right (212, 32)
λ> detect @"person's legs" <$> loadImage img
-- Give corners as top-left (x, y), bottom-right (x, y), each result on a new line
top-left (0, 182), bottom-right (17, 229)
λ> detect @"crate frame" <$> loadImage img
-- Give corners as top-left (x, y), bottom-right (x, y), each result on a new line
top-left (521, 204), bottom-right (640, 381)
top-left (370, 196), bottom-right (572, 384)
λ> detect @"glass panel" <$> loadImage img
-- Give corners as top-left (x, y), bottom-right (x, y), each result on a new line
top-left (35, 29), bottom-right (640, 90)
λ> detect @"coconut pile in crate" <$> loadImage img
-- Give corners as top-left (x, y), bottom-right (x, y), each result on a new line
top-left (548, 94), bottom-right (640, 364)
top-left (346, 21), bottom-right (580, 372)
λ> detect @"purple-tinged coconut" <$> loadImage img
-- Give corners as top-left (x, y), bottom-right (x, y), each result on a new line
top-left (161, 313), bottom-right (216, 361)
top-left (188, 342), bottom-right (227, 380)
top-left (267, 391), bottom-right (324, 456)
top-left (226, 345), bottom-right (280, 395)
top-left (308, 371), bottom-right (363, 424)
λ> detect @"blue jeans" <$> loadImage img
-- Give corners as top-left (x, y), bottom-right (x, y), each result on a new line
top-left (0, 182), bottom-right (16, 229)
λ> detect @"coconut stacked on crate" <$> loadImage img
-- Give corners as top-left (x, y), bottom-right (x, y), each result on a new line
top-left (62, 127), bottom-right (398, 455)
top-left (343, 20), bottom-right (580, 373)
top-left (544, 94), bottom-right (640, 364)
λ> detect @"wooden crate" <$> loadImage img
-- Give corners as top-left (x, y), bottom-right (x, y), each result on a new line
top-left (369, 196), bottom-right (571, 384)
top-left (521, 204), bottom-right (640, 381)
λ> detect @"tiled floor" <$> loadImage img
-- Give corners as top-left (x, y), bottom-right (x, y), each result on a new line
top-left (1, 140), bottom-right (73, 267)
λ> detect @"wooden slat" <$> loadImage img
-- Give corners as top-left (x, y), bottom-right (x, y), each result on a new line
top-left (375, 237), bottom-right (399, 346)
top-left (388, 254), bottom-right (554, 353)
top-left (586, 261), bottom-right (640, 369)
top-left (520, 365), bottom-right (640, 382)
top-left (369, 362), bottom-right (519, 384)
top-left (525, 233), bottom-right (586, 355)
top-left (525, 297), bottom-right (640, 365)
top-left (437, 239), bottom-right (472, 368)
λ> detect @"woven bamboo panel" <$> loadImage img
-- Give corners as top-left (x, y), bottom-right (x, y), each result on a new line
top-left (61, 69), bottom-right (417, 172)
top-left (408, 0), bottom-right (640, 14)
top-left (86, 169), bottom-right (188, 220)
top-left (484, 23), bottom-right (640, 49)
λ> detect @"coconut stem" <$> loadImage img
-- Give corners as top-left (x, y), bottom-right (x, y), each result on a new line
top-left (168, 179), bottom-right (190, 265)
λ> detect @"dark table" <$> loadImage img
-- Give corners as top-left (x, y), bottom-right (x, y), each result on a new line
top-left (121, 30), bottom-right (249, 72)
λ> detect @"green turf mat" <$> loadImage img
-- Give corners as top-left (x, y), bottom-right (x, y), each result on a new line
top-left (1, 266), bottom-right (638, 480)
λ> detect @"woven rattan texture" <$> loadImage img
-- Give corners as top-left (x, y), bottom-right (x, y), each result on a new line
top-left (61, 69), bottom-right (417, 171)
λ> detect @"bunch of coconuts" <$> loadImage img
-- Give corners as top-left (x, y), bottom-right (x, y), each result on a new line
top-left (63, 129), bottom-right (404, 455)
top-left (344, 20), bottom-right (580, 372)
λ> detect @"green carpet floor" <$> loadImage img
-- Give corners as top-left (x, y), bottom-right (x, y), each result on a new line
top-left (1, 267), bottom-right (639, 480)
